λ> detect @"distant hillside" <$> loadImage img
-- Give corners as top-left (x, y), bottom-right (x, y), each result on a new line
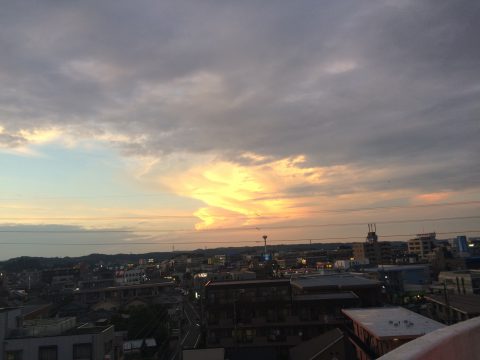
top-left (0, 252), bottom-right (172, 272)
top-left (0, 241), bottom-right (406, 272)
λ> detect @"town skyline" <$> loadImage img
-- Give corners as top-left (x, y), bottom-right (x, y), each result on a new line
top-left (1, 0), bottom-right (479, 258)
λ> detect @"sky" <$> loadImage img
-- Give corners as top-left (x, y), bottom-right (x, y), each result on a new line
top-left (0, 0), bottom-right (479, 259)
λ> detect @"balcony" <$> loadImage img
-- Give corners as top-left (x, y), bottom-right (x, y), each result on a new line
top-left (378, 316), bottom-right (480, 360)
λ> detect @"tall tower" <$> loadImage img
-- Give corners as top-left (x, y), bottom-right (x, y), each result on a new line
top-left (367, 223), bottom-right (378, 243)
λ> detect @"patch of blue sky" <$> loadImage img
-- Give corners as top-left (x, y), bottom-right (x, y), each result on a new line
top-left (0, 142), bottom-right (200, 211)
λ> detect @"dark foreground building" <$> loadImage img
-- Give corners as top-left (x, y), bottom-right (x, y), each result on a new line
top-left (204, 274), bottom-right (381, 359)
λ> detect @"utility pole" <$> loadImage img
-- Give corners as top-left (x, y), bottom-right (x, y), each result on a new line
top-left (443, 280), bottom-right (451, 325)
top-left (233, 296), bottom-right (237, 348)
top-left (263, 235), bottom-right (268, 259)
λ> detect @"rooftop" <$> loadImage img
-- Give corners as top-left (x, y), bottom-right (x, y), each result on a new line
top-left (205, 279), bottom-right (290, 287)
top-left (365, 265), bottom-right (429, 272)
top-left (342, 307), bottom-right (445, 340)
top-left (0, 307), bottom-right (20, 313)
top-left (7, 317), bottom-right (114, 339)
top-left (20, 303), bottom-right (51, 317)
top-left (291, 274), bottom-right (379, 290)
top-left (378, 316), bottom-right (480, 360)
top-left (183, 348), bottom-right (225, 360)
top-left (8, 317), bottom-right (76, 338)
top-left (289, 328), bottom-right (345, 360)
top-left (73, 281), bottom-right (174, 293)
top-left (294, 292), bottom-right (359, 301)
top-left (67, 324), bottom-right (113, 336)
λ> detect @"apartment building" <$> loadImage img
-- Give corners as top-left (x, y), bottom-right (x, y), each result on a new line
top-left (204, 274), bottom-right (381, 358)
top-left (407, 233), bottom-right (436, 260)
top-left (73, 281), bottom-right (176, 308)
top-left (364, 264), bottom-right (431, 302)
top-left (114, 268), bottom-right (145, 285)
top-left (353, 225), bottom-right (392, 266)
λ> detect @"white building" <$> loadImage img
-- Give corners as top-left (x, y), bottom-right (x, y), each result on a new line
top-left (114, 268), bottom-right (145, 285)
top-left (0, 307), bottom-right (116, 360)
top-left (342, 307), bottom-right (444, 359)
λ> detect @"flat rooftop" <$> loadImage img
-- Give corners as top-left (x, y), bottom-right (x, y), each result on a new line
top-left (294, 292), bottom-right (359, 301)
top-left (73, 281), bottom-right (174, 293)
top-left (0, 307), bottom-right (20, 313)
top-left (291, 274), bottom-right (379, 290)
top-left (205, 279), bottom-right (290, 287)
top-left (183, 348), bottom-right (225, 360)
top-left (66, 324), bottom-right (113, 336)
top-left (342, 307), bottom-right (445, 340)
top-left (425, 294), bottom-right (480, 315)
top-left (364, 265), bottom-right (429, 272)
top-left (21, 303), bottom-right (51, 316)
top-left (290, 328), bottom-right (344, 360)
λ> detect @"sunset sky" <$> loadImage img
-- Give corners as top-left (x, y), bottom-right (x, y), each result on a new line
top-left (1, 1), bottom-right (479, 259)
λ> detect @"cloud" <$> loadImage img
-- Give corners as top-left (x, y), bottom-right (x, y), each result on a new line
top-left (160, 154), bottom-right (332, 227)
top-left (160, 153), bottom-right (423, 229)
top-left (324, 60), bottom-right (358, 74)
top-left (415, 192), bottom-right (450, 203)
top-left (0, 0), bottom-right (478, 216)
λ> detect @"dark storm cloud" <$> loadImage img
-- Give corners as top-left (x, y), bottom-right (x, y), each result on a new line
top-left (0, 0), bottom-right (479, 193)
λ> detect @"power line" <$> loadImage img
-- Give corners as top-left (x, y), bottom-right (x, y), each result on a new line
top-left (287, 200), bottom-right (480, 214)
top-left (0, 193), bottom-right (174, 201)
top-left (0, 200), bottom-right (478, 220)
top-left (0, 230), bottom-right (479, 246)
top-left (0, 215), bottom-right (198, 220)
top-left (0, 215), bottom-right (478, 233)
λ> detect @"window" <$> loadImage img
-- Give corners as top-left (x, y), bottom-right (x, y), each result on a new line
top-left (6, 351), bottom-right (22, 360)
top-left (39, 346), bottom-right (57, 360)
top-left (73, 343), bottom-right (92, 360)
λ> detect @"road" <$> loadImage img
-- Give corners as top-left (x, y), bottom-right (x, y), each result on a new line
top-left (182, 299), bottom-right (201, 349)
top-left (168, 298), bottom-right (201, 360)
